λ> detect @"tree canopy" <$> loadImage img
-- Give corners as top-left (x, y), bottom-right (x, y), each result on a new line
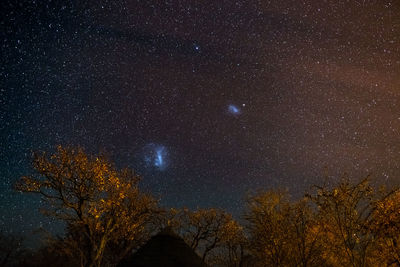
top-left (10, 146), bottom-right (400, 267)
top-left (15, 146), bottom-right (158, 267)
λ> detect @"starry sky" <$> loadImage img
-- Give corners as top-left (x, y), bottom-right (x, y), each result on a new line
top-left (1, 0), bottom-right (400, 238)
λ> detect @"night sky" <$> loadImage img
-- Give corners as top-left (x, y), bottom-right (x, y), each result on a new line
top-left (1, 0), bottom-right (400, 239)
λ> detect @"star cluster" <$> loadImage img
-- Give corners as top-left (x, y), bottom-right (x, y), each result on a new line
top-left (1, 0), bottom-right (399, 239)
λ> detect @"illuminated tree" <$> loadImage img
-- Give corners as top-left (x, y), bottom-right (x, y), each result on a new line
top-left (290, 199), bottom-right (326, 267)
top-left (244, 191), bottom-right (293, 266)
top-left (170, 208), bottom-right (244, 264)
top-left (244, 191), bottom-right (325, 267)
top-left (204, 218), bottom-right (246, 267)
top-left (370, 189), bottom-right (400, 266)
top-left (309, 178), bottom-right (382, 267)
top-left (15, 146), bottom-right (158, 267)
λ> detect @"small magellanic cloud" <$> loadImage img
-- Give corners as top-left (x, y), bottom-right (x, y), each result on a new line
top-left (228, 104), bottom-right (241, 115)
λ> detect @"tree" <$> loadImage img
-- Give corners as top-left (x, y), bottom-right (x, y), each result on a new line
top-left (309, 178), bottom-right (382, 267)
top-left (244, 191), bottom-right (325, 267)
top-left (0, 231), bottom-right (26, 267)
top-left (244, 190), bottom-right (294, 266)
top-left (15, 146), bottom-right (158, 267)
top-left (170, 208), bottom-right (244, 264)
top-left (370, 189), bottom-right (400, 266)
top-left (289, 199), bottom-right (326, 267)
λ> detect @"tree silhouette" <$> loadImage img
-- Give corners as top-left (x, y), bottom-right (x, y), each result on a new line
top-left (0, 231), bottom-right (26, 267)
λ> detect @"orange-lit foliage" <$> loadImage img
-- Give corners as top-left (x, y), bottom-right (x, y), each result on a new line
top-left (245, 191), bottom-right (325, 267)
top-left (309, 179), bottom-right (385, 267)
top-left (243, 179), bottom-right (400, 267)
top-left (14, 147), bottom-right (400, 267)
top-left (290, 199), bottom-right (326, 267)
top-left (15, 146), bottom-right (157, 267)
top-left (371, 190), bottom-right (400, 266)
top-left (171, 208), bottom-right (244, 264)
top-left (245, 191), bottom-right (293, 266)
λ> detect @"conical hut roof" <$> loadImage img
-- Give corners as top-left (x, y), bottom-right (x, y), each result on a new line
top-left (118, 227), bottom-right (207, 267)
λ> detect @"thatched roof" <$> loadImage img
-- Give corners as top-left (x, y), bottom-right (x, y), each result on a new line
top-left (118, 228), bottom-right (207, 267)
